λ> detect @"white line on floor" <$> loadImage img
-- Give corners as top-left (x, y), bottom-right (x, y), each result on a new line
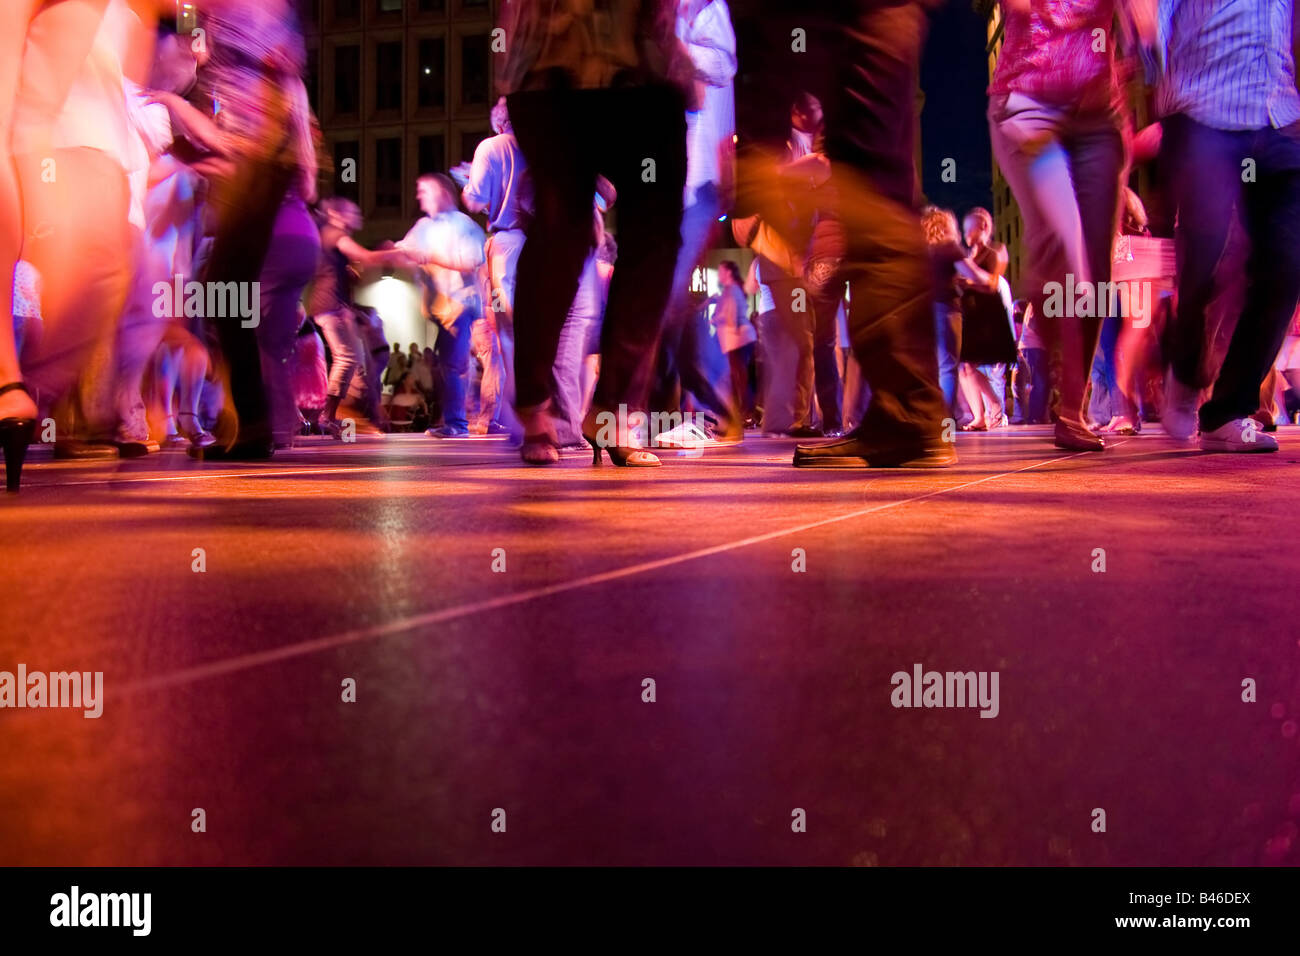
top-left (118, 445), bottom-right (1109, 697)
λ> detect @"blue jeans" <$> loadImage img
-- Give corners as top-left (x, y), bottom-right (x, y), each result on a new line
top-left (1087, 313), bottom-right (1135, 424)
top-left (552, 252), bottom-right (603, 446)
top-left (990, 94), bottom-right (1123, 424)
top-left (435, 309), bottom-right (475, 430)
top-left (1162, 113), bottom-right (1300, 431)
top-left (652, 182), bottom-right (736, 426)
top-left (1016, 347), bottom-right (1049, 423)
top-left (934, 305), bottom-right (961, 414)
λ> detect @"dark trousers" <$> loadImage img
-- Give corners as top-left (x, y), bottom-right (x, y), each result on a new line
top-left (797, 2), bottom-right (943, 449)
top-left (200, 159), bottom-right (293, 445)
top-left (255, 195), bottom-right (320, 446)
top-left (1162, 113), bottom-right (1300, 431)
top-left (1016, 347), bottom-right (1050, 424)
top-left (727, 343), bottom-right (755, 421)
top-left (810, 286), bottom-right (844, 432)
top-left (508, 85), bottom-right (686, 415)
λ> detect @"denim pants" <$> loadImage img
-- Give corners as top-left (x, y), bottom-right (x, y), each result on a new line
top-left (315, 309), bottom-right (363, 403)
top-left (552, 251), bottom-right (603, 446)
top-left (435, 310), bottom-right (474, 431)
top-left (1162, 113), bottom-right (1300, 431)
top-left (934, 304), bottom-right (961, 414)
top-left (989, 93), bottom-right (1124, 425)
top-left (1016, 347), bottom-right (1049, 423)
top-left (652, 182), bottom-right (736, 427)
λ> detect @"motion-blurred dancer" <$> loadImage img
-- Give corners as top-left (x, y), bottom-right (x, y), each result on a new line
top-left (13, 0), bottom-right (158, 463)
top-left (652, 0), bottom-right (742, 443)
top-left (0, 0), bottom-right (41, 490)
top-left (386, 174), bottom-right (487, 438)
top-left (1158, 0), bottom-right (1300, 453)
top-left (499, 0), bottom-right (692, 465)
top-left (742, 1), bottom-right (952, 468)
top-left (457, 97), bottom-right (530, 437)
top-left (981, 0), bottom-right (1153, 452)
top-left (305, 198), bottom-right (384, 438)
top-left (187, 0), bottom-right (314, 460)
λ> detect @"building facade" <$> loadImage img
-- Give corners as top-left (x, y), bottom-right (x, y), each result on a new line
top-left (974, 0), bottom-right (1025, 291)
top-left (299, 0), bottom-right (498, 246)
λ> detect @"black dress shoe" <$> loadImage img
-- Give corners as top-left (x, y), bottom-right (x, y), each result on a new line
top-left (53, 439), bottom-right (119, 460)
top-left (786, 424), bottom-right (824, 439)
top-left (793, 432), bottom-right (957, 468)
top-left (114, 440), bottom-right (151, 459)
top-left (187, 438), bottom-right (274, 461)
top-left (1053, 419), bottom-right (1105, 451)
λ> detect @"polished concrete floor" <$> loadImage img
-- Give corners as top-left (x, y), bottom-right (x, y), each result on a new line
top-left (2, 425), bottom-right (1299, 865)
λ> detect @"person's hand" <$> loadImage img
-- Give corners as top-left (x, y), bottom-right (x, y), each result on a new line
top-left (142, 89), bottom-right (181, 113)
top-left (449, 161), bottom-right (472, 187)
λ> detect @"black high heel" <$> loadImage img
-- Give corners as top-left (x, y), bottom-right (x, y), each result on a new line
top-left (583, 434), bottom-right (661, 467)
top-left (581, 408), bottom-right (661, 467)
top-left (0, 382), bottom-right (38, 493)
top-left (580, 407), bottom-right (662, 468)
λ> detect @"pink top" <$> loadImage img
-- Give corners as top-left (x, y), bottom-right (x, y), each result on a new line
top-left (989, 0), bottom-right (1121, 111)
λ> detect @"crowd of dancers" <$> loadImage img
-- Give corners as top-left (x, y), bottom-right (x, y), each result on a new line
top-left (2, 0), bottom-right (1298, 492)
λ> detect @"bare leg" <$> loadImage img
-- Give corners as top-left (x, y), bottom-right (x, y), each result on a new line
top-left (958, 364), bottom-right (986, 427)
top-left (0, 0), bottom-right (42, 420)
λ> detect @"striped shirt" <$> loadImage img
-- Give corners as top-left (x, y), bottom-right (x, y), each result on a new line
top-left (1157, 0), bottom-right (1300, 130)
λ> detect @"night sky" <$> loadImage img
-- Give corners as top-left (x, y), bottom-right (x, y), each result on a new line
top-left (732, 0), bottom-right (994, 217)
top-left (920, 1), bottom-right (995, 216)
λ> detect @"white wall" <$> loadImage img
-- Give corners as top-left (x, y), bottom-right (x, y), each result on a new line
top-left (354, 277), bottom-right (431, 351)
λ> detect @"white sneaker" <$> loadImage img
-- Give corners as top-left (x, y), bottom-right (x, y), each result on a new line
top-left (1161, 369), bottom-right (1200, 441)
top-left (1198, 418), bottom-right (1279, 453)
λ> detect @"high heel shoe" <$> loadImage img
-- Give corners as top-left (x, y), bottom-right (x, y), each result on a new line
top-left (583, 434), bottom-right (660, 466)
top-left (0, 382), bottom-right (38, 493)
top-left (581, 408), bottom-right (660, 467)
top-left (1054, 418), bottom-right (1105, 452)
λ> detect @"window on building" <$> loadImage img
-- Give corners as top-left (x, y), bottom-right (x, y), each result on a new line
top-left (418, 0), bottom-right (446, 12)
top-left (460, 34), bottom-right (489, 107)
top-left (418, 38), bottom-right (446, 111)
top-left (334, 140), bottom-right (360, 202)
top-left (376, 137), bottom-right (403, 210)
top-left (380, 0), bottom-right (403, 11)
top-left (334, 44), bottom-right (360, 116)
top-left (336, 0), bottom-right (360, 19)
top-left (376, 41), bottom-right (403, 112)
top-left (418, 134), bottom-right (445, 176)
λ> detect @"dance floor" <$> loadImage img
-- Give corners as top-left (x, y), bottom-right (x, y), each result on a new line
top-left (2, 426), bottom-right (1298, 865)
